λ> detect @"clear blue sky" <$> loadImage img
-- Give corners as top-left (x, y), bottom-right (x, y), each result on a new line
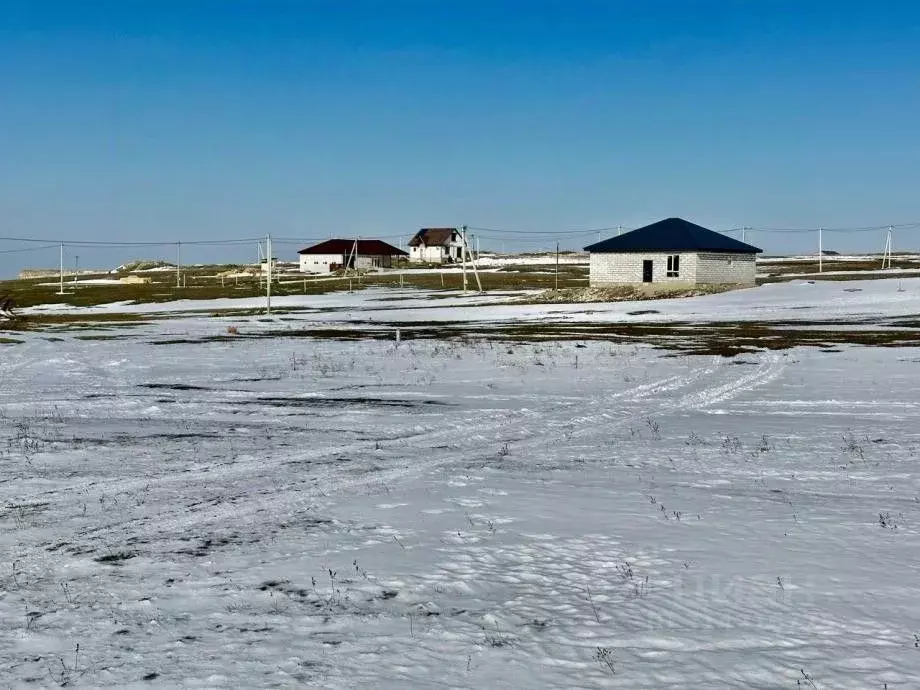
top-left (1, 0), bottom-right (919, 273)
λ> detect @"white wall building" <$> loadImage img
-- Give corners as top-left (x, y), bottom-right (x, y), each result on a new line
top-left (408, 228), bottom-right (463, 264)
top-left (297, 239), bottom-right (407, 274)
top-left (585, 218), bottom-right (761, 288)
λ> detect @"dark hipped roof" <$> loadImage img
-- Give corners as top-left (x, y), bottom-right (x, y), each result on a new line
top-left (408, 227), bottom-right (456, 247)
top-left (297, 239), bottom-right (407, 256)
top-left (584, 218), bottom-right (762, 254)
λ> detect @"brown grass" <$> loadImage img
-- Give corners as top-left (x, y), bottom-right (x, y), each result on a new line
top-left (758, 255), bottom-right (920, 283)
top-left (145, 318), bottom-right (920, 358)
top-left (0, 265), bottom-right (587, 313)
top-left (526, 284), bottom-right (736, 304)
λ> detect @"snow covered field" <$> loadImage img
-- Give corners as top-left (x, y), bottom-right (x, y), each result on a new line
top-left (759, 253), bottom-right (920, 264)
top-left (3, 283), bottom-right (920, 688)
top-left (34, 277), bottom-right (910, 359)
top-left (19, 275), bottom-right (920, 328)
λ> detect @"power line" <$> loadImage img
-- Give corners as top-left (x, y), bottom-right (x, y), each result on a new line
top-left (0, 235), bottom-right (264, 247)
top-left (271, 234), bottom-right (406, 244)
top-left (471, 221), bottom-right (920, 236)
top-left (467, 226), bottom-right (619, 236)
top-left (0, 243), bottom-right (60, 255)
top-left (746, 222), bottom-right (920, 233)
top-left (2, 219), bottom-right (920, 250)
top-left (177, 238), bottom-right (265, 246)
top-left (745, 227), bottom-right (816, 234)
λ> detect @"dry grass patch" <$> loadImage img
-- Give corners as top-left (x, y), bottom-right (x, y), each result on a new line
top-left (528, 284), bottom-right (739, 304)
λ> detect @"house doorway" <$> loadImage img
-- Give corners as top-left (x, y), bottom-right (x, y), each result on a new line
top-left (642, 260), bottom-right (653, 283)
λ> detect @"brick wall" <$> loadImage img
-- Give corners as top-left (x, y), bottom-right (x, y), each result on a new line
top-left (589, 252), bottom-right (697, 286)
top-left (590, 252), bottom-right (756, 286)
top-left (695, 253), bottom-right (756, 285)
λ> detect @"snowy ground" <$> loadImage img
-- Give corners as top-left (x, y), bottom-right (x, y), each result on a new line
top-left (36, 279), bottom-right (137, 288)
top-left (758, 268), bottom-right (920, 280)
top-left (3, 283), bottom-right (920, 688)
top-left (758, 253), bottom-right (920, 264)
top-left (19, 275), bottom-right (920, 327)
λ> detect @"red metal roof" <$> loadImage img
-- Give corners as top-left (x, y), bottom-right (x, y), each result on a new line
top-left (297, 239), bottom-right (408, 256)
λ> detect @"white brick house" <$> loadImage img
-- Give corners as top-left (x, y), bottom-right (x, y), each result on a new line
top-left (407, 228), bottom-right (463, 264)
top-left (585, 218), bottom-right (761, 288)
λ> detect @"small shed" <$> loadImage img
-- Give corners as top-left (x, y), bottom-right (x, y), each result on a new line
top-left (584, 218), bottom-right (762, 288)
top-left (297, 239), bottom-right (407, 274)
top-left (407, 228), bottom-right (463, 264)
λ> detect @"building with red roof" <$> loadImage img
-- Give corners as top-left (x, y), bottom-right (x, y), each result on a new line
top-left (297, 239), bottom-right (407, 274)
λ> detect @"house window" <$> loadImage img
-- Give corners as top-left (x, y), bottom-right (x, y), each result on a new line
top-left (666, 255), bottom-right (680, 277)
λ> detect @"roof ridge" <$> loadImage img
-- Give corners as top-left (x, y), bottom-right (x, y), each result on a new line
top-left (298, 238), bottom-right (407, 255)
top-left (584, 217), bottom-right (762, 254)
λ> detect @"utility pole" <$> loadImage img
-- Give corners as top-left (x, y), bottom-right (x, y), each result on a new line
top-left (73, 255), bottom-right (79, 287)
top-left (888, 224), bottom-right (894, 269)
top-left (460, 226), bottom-right (482, 292)
top-left (555, 241), bottom-right (559, 291)
top-left (57, 242), bottom-right (65, 295)
top-left (882, 225), bottom-right (893, 269)
top-left (741, 226), bottom-right (746, 243)
top-left (344, 237), bottom-right (358, 277)
top-left (176, 241), bottom-right (181, 288)
top-left (266, 234), bottom-right (272, 314)
top-left (818, 227), bottom-right (823, 273)
top-left (257, 241), bottom-right (264, 289)
top-left (460, 225), bottom-right (468, 293)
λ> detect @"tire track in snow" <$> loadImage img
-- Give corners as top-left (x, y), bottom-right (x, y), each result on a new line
top-left (56, 348), bottom-right (785, 544)
top-left (562, 352), bottom-right (785, 444)
top-left (94, 363), bottom-right (711, 501)
top-left (391, 352), bottom-right (792, 686)
top-left (169, 352), bottom-right (780, 533)
top-left (109, 357), bottom-right (729, 539)
top-left (552, 366), bottom-right (717, 428)
top-left (672, 351), bottom-right (785, 410)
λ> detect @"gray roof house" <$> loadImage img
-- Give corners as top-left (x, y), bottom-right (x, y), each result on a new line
top-left (584, 218), bottom-right (762, 288)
